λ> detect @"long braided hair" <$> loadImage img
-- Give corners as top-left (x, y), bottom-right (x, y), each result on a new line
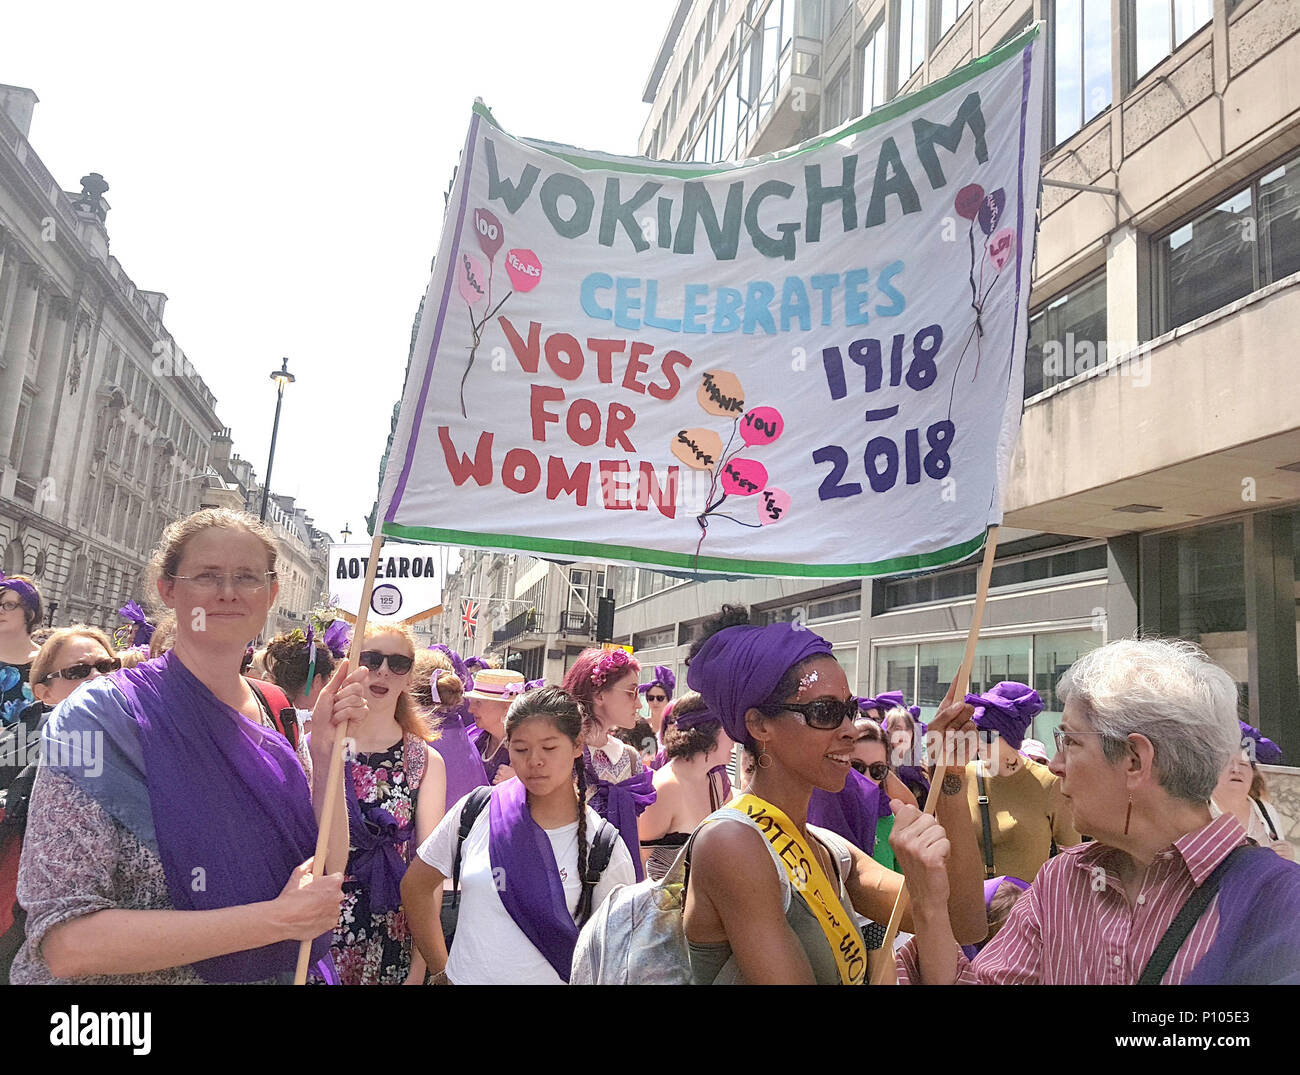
top-left (504, 686), bottom-right (593, 891)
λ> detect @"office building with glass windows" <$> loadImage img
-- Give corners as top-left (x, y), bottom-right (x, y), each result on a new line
top-left (614, 0), bottom-right (1300, 763)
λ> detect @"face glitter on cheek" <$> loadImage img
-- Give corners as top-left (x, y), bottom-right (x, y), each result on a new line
top-left (797, 670), bottom-right (820, 697)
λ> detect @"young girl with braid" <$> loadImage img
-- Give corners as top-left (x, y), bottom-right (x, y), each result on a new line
top-left (403, 686), bottom-right (635, 984)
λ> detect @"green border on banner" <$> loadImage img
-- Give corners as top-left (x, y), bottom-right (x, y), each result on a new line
top-left (380, 522), bottom-right (988, 579)
top-left (472, 24), bottom-right (1040, 178)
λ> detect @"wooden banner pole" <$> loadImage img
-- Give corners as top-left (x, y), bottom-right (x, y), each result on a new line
top-left (294, 527), bottom-right (386, 984)
top-left (869, 524), bottom-right (1001, 985)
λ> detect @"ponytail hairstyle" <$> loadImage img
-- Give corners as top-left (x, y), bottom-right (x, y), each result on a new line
top-left (265, 630), bottom-right (337, 702)
top-left (412, 649), bottom-right (464, 714)
top-left (504, 685), bottom-right (592, 885)
top-left (362, 623), bottom-right (435, 742)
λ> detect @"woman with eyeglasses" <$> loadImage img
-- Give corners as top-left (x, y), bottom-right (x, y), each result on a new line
top-left (0, 626), bottom-right (118, 982)
top-left (11, 508), bottom-right (367, 984)
top-left (1211, 722), bottom-right (1294, 861)
top-left (682, 613), bottom-right (987, 984)
top-left (637, 690), bottom-right (733, 880)
top-left (896, 639), bottom-right (1300, 985)
top-left (0, 573), bottom-right (43, 722)
top-left (329, 624), bottom-right (446, 984)
top-left (563, 648), bottom-right (656, 881)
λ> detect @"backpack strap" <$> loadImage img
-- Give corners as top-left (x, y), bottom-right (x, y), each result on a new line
top-left (1138, 844), bottom-right (1255, 985)
top-left (246, 679), bottom-right (296, 748)
top-left (575, 820), bottom-right (620, 926)
top-left (452, 786), bottom-right (493, 894)
top-left (976, 765), bottom-right (996, 880)
top-left (681, 807), bottom-right (793, 913)
top-left (1250, 796), bottom-right (1280, 842)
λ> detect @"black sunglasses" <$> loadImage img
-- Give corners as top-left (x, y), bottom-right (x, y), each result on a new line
top-left (756, 697), bottom-right (859, 730)
top-left (42, 657), bottom-right (121, 683)
top-left (358, 650), bottom-right (414, 675)
top-left (646, 693), bottom-right (667, 702)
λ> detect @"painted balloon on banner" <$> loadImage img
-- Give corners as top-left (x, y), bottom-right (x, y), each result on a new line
top-left (740, 406), bottom-right (784, 447)
top-left (954, 183), bottom-right (985, 220)
top-left (978, 189), bottom-right (1006, 237)
top-left (506, 248), bottom-right (543, 292)
top-left (670, 427), bottom-right (724, 470)
top-left (458, 251), bottom-right (488, 308)
top-left (474, 208), bottom-right (504, 261)
top-left (988, 228), bottom-right (1017, 271)
top-left (697, 369), bottom-right (746, 418)
top-left (758, 488), bottom-right (791, 525)
top-left (720, 457), bottom-right (768, 497)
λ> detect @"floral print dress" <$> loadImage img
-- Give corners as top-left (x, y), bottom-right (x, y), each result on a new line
top-left (330, 733), bottom-right (426, 985)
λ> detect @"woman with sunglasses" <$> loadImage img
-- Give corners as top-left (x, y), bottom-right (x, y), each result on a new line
top-left (0, 573), bottom-right (42, 721)
top-left (634, 665), bottom-right (675, 768)
top-left (637, 690), bottom-right (733, 880)
top-left (847, 717), bottom-right (918, 872)
top-left (563, 647), bottom-right (656, 881)
top-left (682, 615), bottom-right (987, 984)
top-left (330, 624), bottom-right (447, 984)
top-left (1211, 723), bottom-right (1294, 861)
top-left (11, 508), bottom-right (366, 984)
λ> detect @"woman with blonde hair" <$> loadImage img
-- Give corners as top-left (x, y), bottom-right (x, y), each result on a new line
top-left (12, 508), bottom-right (367, 984)
top-left (331, 622), bottom-right (446, 984)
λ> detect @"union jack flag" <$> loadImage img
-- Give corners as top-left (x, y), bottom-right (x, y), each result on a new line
top-left (462, 599), bottom-right (478, 638)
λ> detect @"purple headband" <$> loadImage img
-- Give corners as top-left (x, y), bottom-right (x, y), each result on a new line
top-left (0, 575), bottom-right (40, 618)
top-left (1238, 721), bottom-right (1283, 765)
top-left (638, 665), bottom-right (676, 700)
top-left (686, 623), bottom-right (833, 746)
top-left (859, 691), bottom-right (921, 720)
top-left (967, 682), bottom-right (1043, 751)
top-left (984, 875), bottom-right (1030, 913)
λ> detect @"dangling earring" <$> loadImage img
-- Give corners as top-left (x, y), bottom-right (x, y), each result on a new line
top-left (1123, 796), bottom-right (1133, 836)
top-left (757, 744), bottom-right (774, 769)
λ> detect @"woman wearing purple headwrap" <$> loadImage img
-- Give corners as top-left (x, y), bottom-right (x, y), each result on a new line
top-left (11, 509), bottom-right (366, 984)
top-left (962, 682), bottom-right (1079, 885)
top-left (681, 611), bottom-right (987, 984)
top-left (638, 690), bottom-right (734, 880)
top-left (0, 574), bottom-right (41, 719)
top-left (1212, 723), bottom-right (1293, 860)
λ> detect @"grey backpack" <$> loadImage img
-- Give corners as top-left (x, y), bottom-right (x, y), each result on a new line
top-left (570, 806), bottom-right (790, 985)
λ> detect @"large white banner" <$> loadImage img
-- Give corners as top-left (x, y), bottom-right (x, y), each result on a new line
top-left (379, 28), bottom-right (1044, 578)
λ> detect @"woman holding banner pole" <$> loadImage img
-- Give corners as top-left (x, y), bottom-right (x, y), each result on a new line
top-left (11, 509), bottom-right (366, 984)
top-left (681, 617), bottom-right (987, 985)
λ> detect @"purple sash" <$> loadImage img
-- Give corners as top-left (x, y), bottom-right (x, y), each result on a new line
top-left (585, 760), bottom-right (656, 882)
top-left (808, 766), bottom-right (884, 857)
top-left (116, 651), bottom-right (333, 983)
top-left (434, 711), bottom-right (489, 808)
top-left (486, 777), bottom-right (579, 982)
top-left (343, 759), bottom-right (415, 915)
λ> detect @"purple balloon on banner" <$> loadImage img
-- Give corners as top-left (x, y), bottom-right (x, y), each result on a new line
top-left (473, 208), bottom-right (504, 261)
top-left (978, 188), bottom-right (1006, 236)
top-left (954, 183), bottom-right (985, 221)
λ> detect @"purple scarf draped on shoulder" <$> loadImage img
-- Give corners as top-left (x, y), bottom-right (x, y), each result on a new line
top-left (808, 766), bottom-right (886, 858)
top-left (115, 651), bottom-right (333, 983)
top-left (584, 753), bottom-right (656, 882)
top-left (343, 754), bottom-right (415, 915)
top-left (487, 777), bottom-right (580, 981)
top-left (1186, 847), bottom-right (1300, 984)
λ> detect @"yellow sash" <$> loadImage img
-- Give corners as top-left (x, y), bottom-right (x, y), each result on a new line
top-left (729, 793), bottom-right (866, 985)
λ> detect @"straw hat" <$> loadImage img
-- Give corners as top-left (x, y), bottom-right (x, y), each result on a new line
top-left (464, 667), bottom-right (526, 703)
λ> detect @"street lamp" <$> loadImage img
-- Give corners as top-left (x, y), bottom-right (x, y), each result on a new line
top-left (259, 357), bottom-right (295, 523)
top-left (341, 523), bottom-right (352, 543)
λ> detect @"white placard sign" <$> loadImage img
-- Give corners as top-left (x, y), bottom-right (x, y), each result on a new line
top-left (329, 543), bottom-right (444, 623)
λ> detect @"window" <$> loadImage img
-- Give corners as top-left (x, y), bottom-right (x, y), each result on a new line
top-left (860, 19), bottom-right (887, 115)
top-left (937, 0), bottom-right (972, 39)
top-left (882, 544), bottom-right (1107, 609)
top-left (896, 0), bottom-right (927, 87)
top-left (1025, 272), bottom-right (1107, 396)
top-left (1131, 0), bottom-right (1213, 82)
top-left (834, 643), bottom-right (860, 693)
top-left (1051, 0), bottom-right (1112, 145)
top-left (823, 63), bottom-right (852, 127)
top-left (633, 625), bottom-right (676, 651)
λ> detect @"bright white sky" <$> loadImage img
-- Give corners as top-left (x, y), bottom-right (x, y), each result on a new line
top-left (1, 0), bottom-right (678, 553)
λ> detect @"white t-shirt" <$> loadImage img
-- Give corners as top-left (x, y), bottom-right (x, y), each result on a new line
top-left (418, 791), bottom-right (636, 984)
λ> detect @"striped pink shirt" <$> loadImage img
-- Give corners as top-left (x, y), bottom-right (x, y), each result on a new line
top-left (898, 813), bottom-right (1249, 984)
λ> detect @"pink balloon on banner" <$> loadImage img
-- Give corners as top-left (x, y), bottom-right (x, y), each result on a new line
top-left (740, 406), bottom-right (784, 447)
top-left (955, 183), bottom-right (985, 220)
top-left (988, 228), bottom-right (1017, 271)
top-left (458, 251), bottom-right (488, 307)
top-left (757, 487), bottom-right (790, 525)
top-left (506, 248), bottom-right (543, 292)
top-left (720, 458), bottom-right (768, 497)
top-left (474, 208), bottom-right (504, 261)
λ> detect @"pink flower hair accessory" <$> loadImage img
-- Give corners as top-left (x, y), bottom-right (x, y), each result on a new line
top-left (590, 648), bottom-right (636, 690)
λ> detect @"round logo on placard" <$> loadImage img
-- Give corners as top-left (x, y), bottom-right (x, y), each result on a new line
top-left (371, 584), bottom-right (402, 616)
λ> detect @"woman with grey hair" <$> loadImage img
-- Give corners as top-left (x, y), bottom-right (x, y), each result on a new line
top-left (892, 637), bottom-right (1300, 984)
